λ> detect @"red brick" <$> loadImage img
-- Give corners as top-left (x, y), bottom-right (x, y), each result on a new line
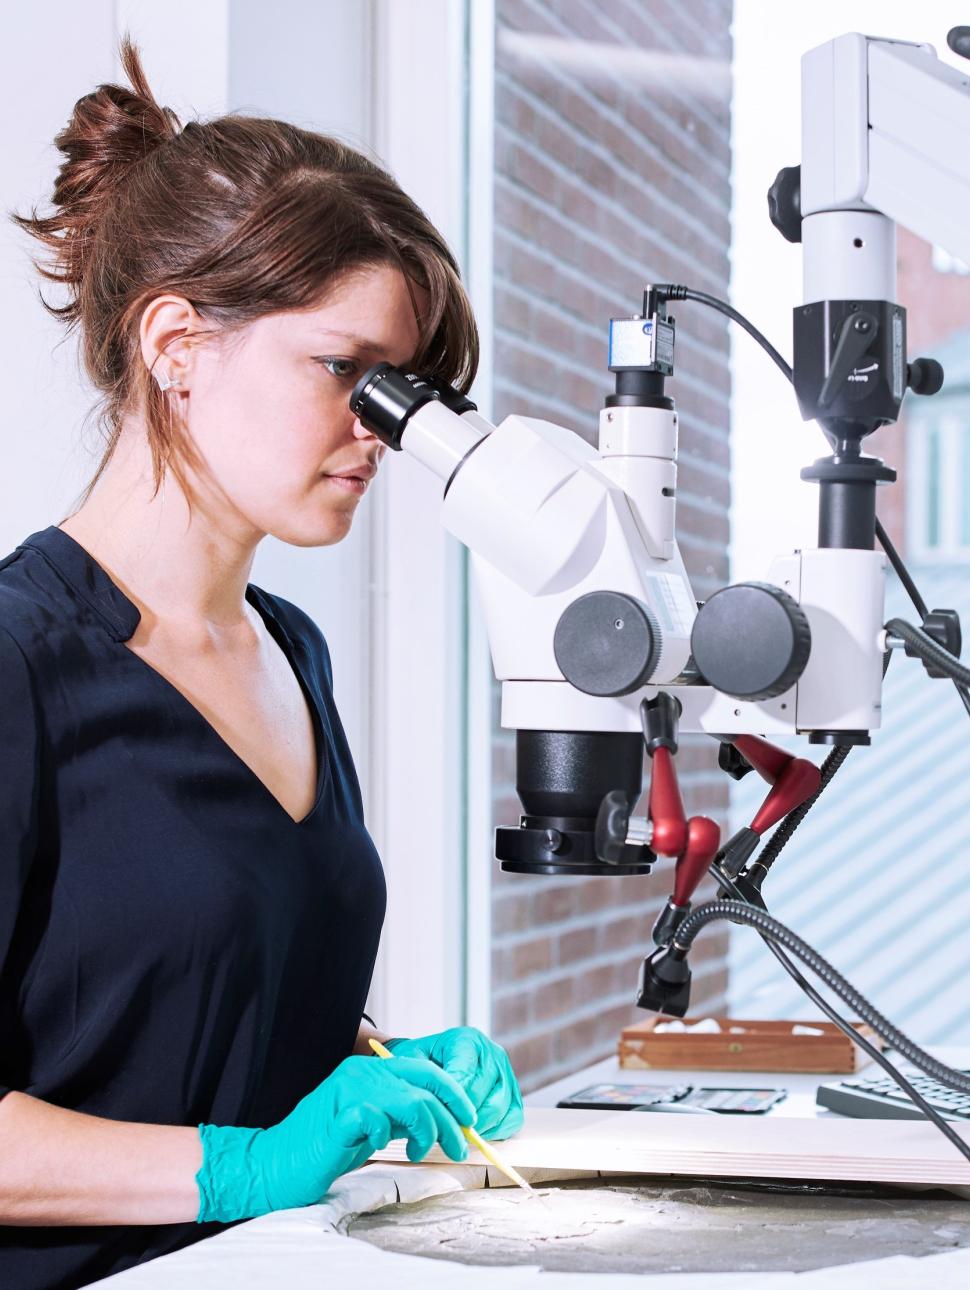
top-left (597, 913), bottom-right (647, 950)
top-left (492, 893), bottom-right (533, 937)
top-left (532, 973), bottom-right (578, 1023)
top-left (511, 936), bottom-right (552, 978)
top-left (556, 925), bottom-right (597, 965)
top-left (531, 882), bottom-right (577, 924)
top-left (574, 961), bottom-right (617, 1006)
top-left (506, 1033), bottom-right (555, 1080)
top-left (493, 990), bottom-right (531, 1035)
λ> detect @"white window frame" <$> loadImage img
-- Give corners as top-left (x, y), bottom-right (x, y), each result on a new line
top-left (366, 0), bottom-right (495, 1037)
top-left (907, 396), bottom-right (970, 564)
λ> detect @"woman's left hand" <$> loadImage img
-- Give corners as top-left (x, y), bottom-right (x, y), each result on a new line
top-left (385, 1027), bottom-right (524, 1140)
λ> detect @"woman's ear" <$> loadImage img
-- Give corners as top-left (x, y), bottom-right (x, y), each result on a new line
top-left (139, 294), bottom-right (205, 389)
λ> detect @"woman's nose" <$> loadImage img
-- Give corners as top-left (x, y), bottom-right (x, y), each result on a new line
top-left (352, 415), bottom-right (382, 445)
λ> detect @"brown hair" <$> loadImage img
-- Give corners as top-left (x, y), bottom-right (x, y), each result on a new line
top-left (10, 33), bottom-right (479, 508)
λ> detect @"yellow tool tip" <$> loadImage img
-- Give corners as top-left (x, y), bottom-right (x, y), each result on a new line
top-left (367, 1037), bottom-right (530, 1192)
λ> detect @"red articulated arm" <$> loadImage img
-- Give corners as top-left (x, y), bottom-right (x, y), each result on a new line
top-left (731, 735), bottom-right (821, 834)
top-left (716, 735), bottom-right (822, 880)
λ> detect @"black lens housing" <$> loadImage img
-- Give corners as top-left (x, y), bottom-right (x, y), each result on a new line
top-left (350, 363), bottom-right (440, 450)
top-left (496, 729), bottom-right (654, 876)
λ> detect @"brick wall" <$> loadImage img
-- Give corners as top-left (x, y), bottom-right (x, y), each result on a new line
top-left (489, 0), bottom-right (735, 1091)
top-left (872, 228), bottom-right (970, 555)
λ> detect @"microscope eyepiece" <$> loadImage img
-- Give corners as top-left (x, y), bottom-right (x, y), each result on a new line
top-left (349, 362), bottom-right (440, 451)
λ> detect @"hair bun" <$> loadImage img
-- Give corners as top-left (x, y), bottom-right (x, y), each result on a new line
top-left (10, 33), bottom-right (180, 315)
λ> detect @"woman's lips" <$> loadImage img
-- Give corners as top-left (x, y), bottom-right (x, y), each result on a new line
top-left (324, 474), bottom-right (368, 494)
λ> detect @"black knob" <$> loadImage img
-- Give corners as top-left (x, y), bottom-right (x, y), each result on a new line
top-left (717, 741), bottom-right (754, 781)
top-left (554, 591), bottom-right (661, 697)
top-left (948, 27), bottom-right (970, 60)
top-left (691, 582), bottom-right (811, 701)
top-left (767, 165), bottom-right (802, 244)
top-left (908, 608), bottom-right (962, 678)
top-left (594, 790), bottom-right (631, 864)
top-left (907, 357), bottom-right (944, 396)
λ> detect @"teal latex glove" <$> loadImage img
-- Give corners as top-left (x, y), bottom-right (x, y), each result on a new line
top-left (195, 1054), bottom-right (476, 1223)
top-left (386, 1026), bottom-right (524, 1140)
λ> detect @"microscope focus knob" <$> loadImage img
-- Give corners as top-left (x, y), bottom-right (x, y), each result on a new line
top-left (907, 357), bottom-right (945, 397)
top-left (691, 582), bottom-right (811, 701)
top-left (554, 591), bottom-right (661, 697)
top-left (767, 165), bottom-right (802, 244)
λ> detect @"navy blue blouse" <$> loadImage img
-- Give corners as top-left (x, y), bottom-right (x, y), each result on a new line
top-left (0, 525), bottom-right (386, 1290)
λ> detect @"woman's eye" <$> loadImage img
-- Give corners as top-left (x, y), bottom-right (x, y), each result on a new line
top-left (315, 357), bottom-right (359, 380)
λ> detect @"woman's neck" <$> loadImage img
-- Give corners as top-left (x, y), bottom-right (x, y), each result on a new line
top-left (59, 424), bottom-right (263, 644)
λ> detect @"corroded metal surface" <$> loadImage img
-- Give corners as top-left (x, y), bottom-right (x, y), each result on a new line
top-left (346, 1175), bottom-right (970, 1274)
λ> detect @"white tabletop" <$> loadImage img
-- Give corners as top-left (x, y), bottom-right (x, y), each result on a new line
top-left (94, 1046), bottom-right (970, 1287)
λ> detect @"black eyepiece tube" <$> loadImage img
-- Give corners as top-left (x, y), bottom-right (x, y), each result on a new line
top-left (349, 362), bottom-right (440, 451)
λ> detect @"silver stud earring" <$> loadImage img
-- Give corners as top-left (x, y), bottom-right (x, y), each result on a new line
top-left (155, 368), bottom-right (182, 392)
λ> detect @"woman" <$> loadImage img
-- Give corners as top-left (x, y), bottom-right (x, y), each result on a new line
top-left (0, 34), bottom-right (522, 1290)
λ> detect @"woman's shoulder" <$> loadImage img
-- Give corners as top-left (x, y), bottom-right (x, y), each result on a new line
top-left (247, 584), bottom-right (334, 690)
top-left (0, 543), bottom-right (53, 650)
top-left (0, 570), bottom-right (41, 724)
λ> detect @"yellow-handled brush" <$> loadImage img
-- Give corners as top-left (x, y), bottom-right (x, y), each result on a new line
top-left (368, 1037), bottom-right (534, 1193)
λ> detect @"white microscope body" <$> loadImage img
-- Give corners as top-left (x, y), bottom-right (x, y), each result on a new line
top-left (352, 29), bottom-right (970, 893)
top-left (376, 32), bottom-right (970, 741)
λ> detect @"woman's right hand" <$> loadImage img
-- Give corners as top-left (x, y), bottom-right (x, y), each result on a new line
top-left (195, 1054), bottom-right (476, 1223)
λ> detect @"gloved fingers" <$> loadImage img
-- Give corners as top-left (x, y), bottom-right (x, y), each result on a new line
top-left (483, 1095), bottom-right (525, 1141)
top-left (439, 1029), bottom-right (497, 1109)
top-left (386, 1055), bottom-right (477, 1127)
top-left (370, 1080), bottom-right (468, 1164)
top-left (413, 1088), bottom-right (469, 1163)
top-left (474, 1047), bottom-right (525, 1141)
top-left (297, 1104), bottom-right (392, 1197)
top-left (381, 1088), bottom-right (441, 1162)
top-left (468, 1064), bottom-right (507, 1137)
top-left (331, 1103), bottom-right (392, 1155)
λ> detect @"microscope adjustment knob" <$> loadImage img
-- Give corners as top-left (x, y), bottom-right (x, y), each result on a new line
top-left (554, 591), bottom-right (661, 697)
top-left (907, 357), bottom-right (944, 397)
top-left (948, 27), bottom-right (970, 61)
top-left (690, 582), bottom-right (811, 701)
top-left (594, 789), bottom-right (631, 865)
top-left (767, 165), bottom-right (802, 244)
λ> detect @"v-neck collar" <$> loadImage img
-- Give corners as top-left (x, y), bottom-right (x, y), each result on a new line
top-left (20, 526), bottom-right (295, 648)
top-left (21, 526), bottom-right (142, 642)
top-left (21, 525), bottom-right (327, 827)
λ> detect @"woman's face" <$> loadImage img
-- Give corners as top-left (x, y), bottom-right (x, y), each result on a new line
top-left (179, 262), bottom-right (426, 547)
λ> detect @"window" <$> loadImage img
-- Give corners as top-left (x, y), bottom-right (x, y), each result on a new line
top-left (907, 397), bottom-right (970, 562)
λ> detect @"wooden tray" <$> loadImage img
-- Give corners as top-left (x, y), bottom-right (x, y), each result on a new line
top-left (618, 1016), bottom-right (879, 1073)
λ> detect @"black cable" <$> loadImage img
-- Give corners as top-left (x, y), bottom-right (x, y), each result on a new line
top-left (886, 618), bottom-right (970, 686)
top-left (651, 284), bottom-right (970, 1158)
top-left (745, 745), bottom-right (851, 887)
top-left (655, 284), bottom-right (794, 384)
top-left (877, 530), bottom-right (970, 718)
top-left (747, 650), bottom-right (892, 886)
top-left (953, 677), bottom-right (970, 721)
top-left (677, 901), bottom-right (970, 1096)
top-left (889, 615), bottom-right (970, 719)
top-left (874, 520), bottom-right (928, 619)
top-left (709, 865), bottom-right (970, 1159)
